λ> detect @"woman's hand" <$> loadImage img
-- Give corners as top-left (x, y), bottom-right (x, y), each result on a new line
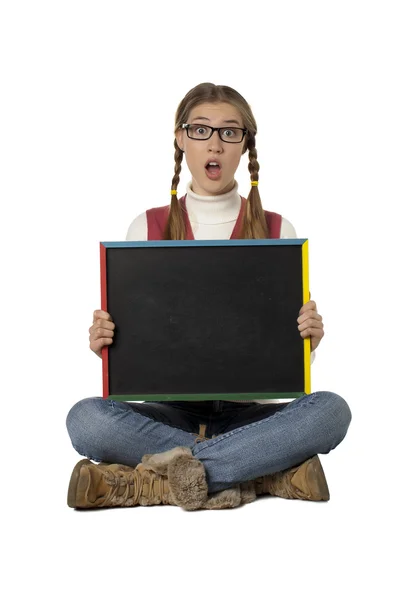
top-left (89, 310), bottom-right (115, 358)
top-left (297, 299), bottom-right (324, 351)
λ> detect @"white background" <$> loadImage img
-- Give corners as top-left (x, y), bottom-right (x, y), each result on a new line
top-left (1, 1), bottom-right (399, 598)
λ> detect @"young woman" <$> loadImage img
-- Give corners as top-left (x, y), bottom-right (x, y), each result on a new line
top-left (66, 83), bottom-right (351, 510)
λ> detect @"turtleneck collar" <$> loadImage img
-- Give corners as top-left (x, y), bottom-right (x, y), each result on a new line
top-left (185, 181), bottom-right (242, 225)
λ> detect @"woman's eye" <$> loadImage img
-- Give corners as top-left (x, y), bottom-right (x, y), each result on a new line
top-left (223, 129), bottom-right (235, 138)
top-left (196, 127), bottom-right (207, 135)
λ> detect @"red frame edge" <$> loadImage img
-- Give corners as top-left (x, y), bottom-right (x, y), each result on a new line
top-left (100, 243), bottom-right (109, 398)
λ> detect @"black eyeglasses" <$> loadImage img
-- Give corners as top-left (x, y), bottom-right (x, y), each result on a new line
top-left (182, 123), bottom-right (248, 143)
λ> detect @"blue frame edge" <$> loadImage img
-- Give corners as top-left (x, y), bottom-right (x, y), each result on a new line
top-left (101, 239), bottom-right (307, 248)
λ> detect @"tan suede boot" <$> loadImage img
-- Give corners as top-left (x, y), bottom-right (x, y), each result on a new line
top-left (253, 455), bottom-right (330, 501)
top-left (68, 446), bottom-right (224, 510)
top-left (67, 459), bottom-right (177, 508)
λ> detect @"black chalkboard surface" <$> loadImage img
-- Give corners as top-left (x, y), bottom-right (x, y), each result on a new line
top-left (100, 240), bottom-right (310, 401)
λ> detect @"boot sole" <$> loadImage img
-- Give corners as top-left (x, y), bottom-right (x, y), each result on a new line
top-left (67, 459), bottom-right (92, 508)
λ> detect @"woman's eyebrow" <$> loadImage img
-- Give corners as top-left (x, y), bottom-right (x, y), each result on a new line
top-left (191, 116), bottom-right (241, 125)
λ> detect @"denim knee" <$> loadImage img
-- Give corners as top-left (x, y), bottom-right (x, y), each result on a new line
top-left (66, 397), bottom-right (110, 461)
top-left (315, 391), bottom-right (352, 449)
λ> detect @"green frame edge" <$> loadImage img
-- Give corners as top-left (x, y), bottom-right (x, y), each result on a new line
top-left (108, 391), bottom-right (304, 402)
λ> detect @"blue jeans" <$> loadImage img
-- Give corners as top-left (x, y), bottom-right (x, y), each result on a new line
top-left (66, 393), bottom-right (351, 494)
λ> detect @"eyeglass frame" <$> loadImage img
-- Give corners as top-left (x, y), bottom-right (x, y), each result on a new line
top-left (181, 123), bottom-right (248, 144)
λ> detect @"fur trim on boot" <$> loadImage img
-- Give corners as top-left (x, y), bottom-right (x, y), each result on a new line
top-left (239, 481), bottom-right (257, 505)
top-left (141, 447), bottom-right (257, 510)
top-left (203, 487), bottom-right (242, 509)
top-left (141, 446), bottom-right (208, 510)
top-left (141, 446), bottom-right (193, 476)
top-left (167, 454), bottom-right (209, 510)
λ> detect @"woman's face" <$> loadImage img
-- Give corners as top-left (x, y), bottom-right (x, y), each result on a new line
top-left (176, 102), bottom-right (246, 196)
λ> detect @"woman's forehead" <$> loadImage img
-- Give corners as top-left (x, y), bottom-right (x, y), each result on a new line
top-left (188, 102), bottom-right (243, 125)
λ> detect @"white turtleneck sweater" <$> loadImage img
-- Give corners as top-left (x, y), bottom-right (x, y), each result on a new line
top-left (126, 181), bottom-right (297, 241)
top-left (126, 181), bottom-right (313, 404)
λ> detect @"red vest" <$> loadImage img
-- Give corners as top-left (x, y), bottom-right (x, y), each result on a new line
top-left (146, 195), bottom-right (282, 240)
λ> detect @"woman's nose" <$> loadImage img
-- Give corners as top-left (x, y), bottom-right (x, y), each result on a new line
top-left (207, 130), bottom-right (223, 152)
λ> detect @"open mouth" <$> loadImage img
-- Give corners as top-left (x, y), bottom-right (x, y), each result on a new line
top-left (205, 161), bottom-right (222, 180)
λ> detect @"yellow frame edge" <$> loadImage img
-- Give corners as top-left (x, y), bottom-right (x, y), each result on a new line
top-left (302, 240), bottom-right (311, 394)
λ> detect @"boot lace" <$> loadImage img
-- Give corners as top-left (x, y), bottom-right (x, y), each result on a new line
top-left (100, 468), bottom-right (167, 507)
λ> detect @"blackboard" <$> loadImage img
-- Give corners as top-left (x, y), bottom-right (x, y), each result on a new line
top-left (100, 239), bottom-right (310, 401)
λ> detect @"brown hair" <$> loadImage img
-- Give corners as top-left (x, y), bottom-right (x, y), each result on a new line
top-left (163, 82), bottom-right (269, 240)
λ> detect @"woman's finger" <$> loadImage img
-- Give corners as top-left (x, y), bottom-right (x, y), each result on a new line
top-left (298, 318), bottom-right (323, 332)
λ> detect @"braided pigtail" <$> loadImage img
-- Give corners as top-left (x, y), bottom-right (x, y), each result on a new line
top-left (240, 136), bottom-right (269, 239)
top-left (163, 140), bottom-right (186, 240)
